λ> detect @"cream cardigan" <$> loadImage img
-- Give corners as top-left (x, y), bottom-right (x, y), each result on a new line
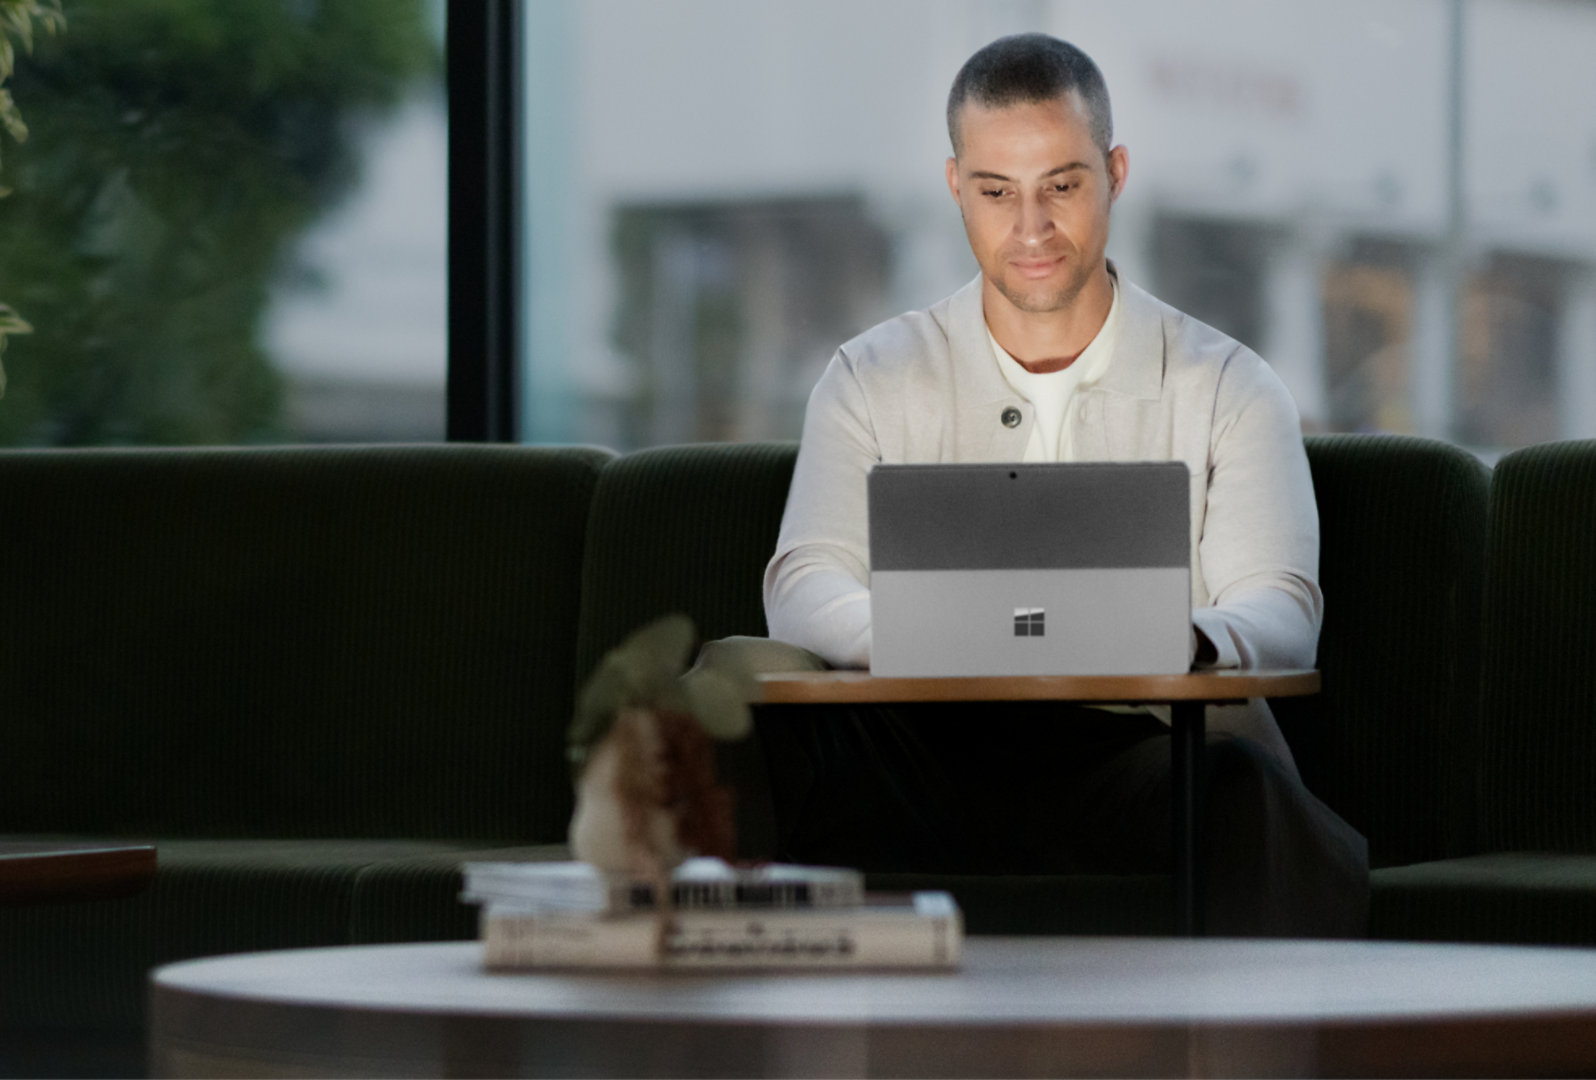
top-left (763, 270), bottom-right (1322, 770)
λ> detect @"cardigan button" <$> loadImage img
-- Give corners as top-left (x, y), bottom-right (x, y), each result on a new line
top-left (1000, 406), bottom-right (1022, 428)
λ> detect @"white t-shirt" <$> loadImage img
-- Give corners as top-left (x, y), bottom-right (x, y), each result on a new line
top-left (989, 279), bottom-right (1121, 462)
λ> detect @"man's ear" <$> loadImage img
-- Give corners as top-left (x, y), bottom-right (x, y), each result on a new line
top-left (1107, 145), bottom-right (1129, 204)
top-left (945, 156), bottom-right (962, 205)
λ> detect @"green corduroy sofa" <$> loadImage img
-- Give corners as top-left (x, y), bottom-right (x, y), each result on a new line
top-left (2, 435), bottom-right (1595, 1076)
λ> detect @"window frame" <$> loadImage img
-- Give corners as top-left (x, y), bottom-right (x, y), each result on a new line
top-left (446, 0), bottom-right (522, 443)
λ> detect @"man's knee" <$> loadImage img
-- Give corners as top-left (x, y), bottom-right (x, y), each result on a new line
top-left (1201, 732), bottom-right (1314, 865)
top-left (1202, 732), bottom-right (1370, 938)
top-left (1203, 732), bottom-right (1290, 803)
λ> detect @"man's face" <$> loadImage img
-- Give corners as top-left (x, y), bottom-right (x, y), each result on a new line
top-left (945, 92), bottom-right (1127, 319)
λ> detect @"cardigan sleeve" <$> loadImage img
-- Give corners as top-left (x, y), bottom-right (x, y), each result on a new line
top-left (762, 351), bottom-right (876, 669)
top-left (1189, 350), bottom-right (1323, 670)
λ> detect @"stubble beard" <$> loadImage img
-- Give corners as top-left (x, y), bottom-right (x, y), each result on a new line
top-left (992, 257), bottom-right (1092, 316)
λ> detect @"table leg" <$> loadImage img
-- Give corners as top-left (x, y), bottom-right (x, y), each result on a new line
top-left (1170, 701), bottom-right (1205, 936)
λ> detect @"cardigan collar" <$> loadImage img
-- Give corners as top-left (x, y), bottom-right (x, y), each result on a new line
top-left (947, 261), bottom-right (1167, 405)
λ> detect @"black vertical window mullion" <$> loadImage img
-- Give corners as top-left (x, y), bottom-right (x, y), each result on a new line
top-left (447, 0), bottom-right (521, 443)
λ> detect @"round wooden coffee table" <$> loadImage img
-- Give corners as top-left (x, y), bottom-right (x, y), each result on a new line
top-left (150, 936), bottom-right (1596, 1077)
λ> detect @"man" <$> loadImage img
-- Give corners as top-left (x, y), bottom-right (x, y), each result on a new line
top-left (760, 33), bottom-right (1367, 937)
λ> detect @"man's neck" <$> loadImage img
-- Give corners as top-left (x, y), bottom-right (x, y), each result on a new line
top-left (984, 264), bottom-right (1115, 374)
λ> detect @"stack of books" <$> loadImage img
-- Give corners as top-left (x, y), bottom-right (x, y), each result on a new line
top-left (462, 857), bottom-right (962, 970)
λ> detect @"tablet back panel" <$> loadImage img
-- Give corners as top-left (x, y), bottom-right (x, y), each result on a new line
top-left (868, 462), bottom-right (1191, 677)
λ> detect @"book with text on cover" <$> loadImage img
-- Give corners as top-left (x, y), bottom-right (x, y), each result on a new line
top-left (480, 890), bottom-right (962, 970)
top-left (461, 856), bottom-right (864, 914)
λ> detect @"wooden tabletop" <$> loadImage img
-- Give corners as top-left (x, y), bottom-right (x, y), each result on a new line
top-left (150, 937), bottom-right (1596, 1077)
top-left (0, 840), bottom-right (157, 905)
top-left (756, 668), bottom-right (1320, 705)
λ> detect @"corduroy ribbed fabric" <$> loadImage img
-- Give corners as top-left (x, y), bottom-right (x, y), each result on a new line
top-left (1372, 853), bottom-right (1596, 945)
top-left (0, 444), bottom-right (611, 845)
top-left (1480, 439), bottom-right (1596, 852)
top-left (572, 441), bottom-right (798, 684)
top-left (1271, 434), bottom-right (1488, 867)
top-left (0, 838), bottom-right (476, 1033)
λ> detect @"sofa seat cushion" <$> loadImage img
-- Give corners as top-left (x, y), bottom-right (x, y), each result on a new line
top-left (1372, 852), bottom-right (1596, 945)
top-left (0, 837), bottom-right (520, 1034)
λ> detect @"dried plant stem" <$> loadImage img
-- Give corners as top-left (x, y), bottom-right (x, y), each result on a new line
top-left (604, 706), bottom-right (739, 959)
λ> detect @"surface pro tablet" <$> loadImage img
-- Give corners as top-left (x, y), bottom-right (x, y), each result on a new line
top-left (868, 462), bottom-right (1191, 677)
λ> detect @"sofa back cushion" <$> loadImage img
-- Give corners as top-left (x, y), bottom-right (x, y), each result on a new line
top-left (574, 442), bottom-right (798, 685)
top-left (0, 445), bottom-right (610, 843)
top-left (1275, 434), bottom-right (1489, 866)
top-left (1479, 439), bottom-right (1596, 851)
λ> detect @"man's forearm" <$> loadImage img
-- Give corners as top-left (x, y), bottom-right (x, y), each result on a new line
top-left (764, 557), bottom-right (873, 669)
top-left (1192, 581), bottom-right (1321, 670)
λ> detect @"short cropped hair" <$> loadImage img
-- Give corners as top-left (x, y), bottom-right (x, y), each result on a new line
top-left (946, 33), bottom-right (1113, 159)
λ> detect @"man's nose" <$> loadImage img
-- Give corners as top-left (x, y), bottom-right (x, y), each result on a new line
top-left (1015, 193), bottom-right (1054, 246)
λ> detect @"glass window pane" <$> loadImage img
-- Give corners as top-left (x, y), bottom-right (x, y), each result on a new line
top-left (523, 0), bottom-right (1596, 457)
top-left (1457, 255), bottom-right (1561, 449)
top-left (1322, 243), bottom-right (1417, 436)
top-left (0, 0), bottom-right (445, 447)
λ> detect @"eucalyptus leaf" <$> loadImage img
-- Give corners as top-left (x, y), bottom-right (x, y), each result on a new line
top-left (568, 614), bottom-right (698, 762)
top-left (567, 614), bottom-right (757, 770)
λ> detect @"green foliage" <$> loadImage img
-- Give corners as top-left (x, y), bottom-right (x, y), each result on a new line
top-left (569, 615), bottom-right (754, 773)
top-left (0, 1), bottom-right (65, 163)
top-left (0, 0), bottom-right (436, 443)
top-left (0, 0), bottom-right (63, 395)
top-left (0, 301), bottom-right (29, 396)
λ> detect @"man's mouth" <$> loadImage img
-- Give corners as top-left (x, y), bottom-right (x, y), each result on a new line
top-left (1010, 255), bottom-right (1064, 279)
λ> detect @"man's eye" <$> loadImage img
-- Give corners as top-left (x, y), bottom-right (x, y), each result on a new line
top-left (981, 189), bottom-right (1006, 198)
top-left (1054, 182), bottom-right (1077, 194)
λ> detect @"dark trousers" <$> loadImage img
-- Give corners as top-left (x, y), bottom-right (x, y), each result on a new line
top-left (745, 702), bottom-right (1369, 938)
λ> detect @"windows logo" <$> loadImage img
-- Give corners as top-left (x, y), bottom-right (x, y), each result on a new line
top-left (1013, 607), bottom-right (1045, 636)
